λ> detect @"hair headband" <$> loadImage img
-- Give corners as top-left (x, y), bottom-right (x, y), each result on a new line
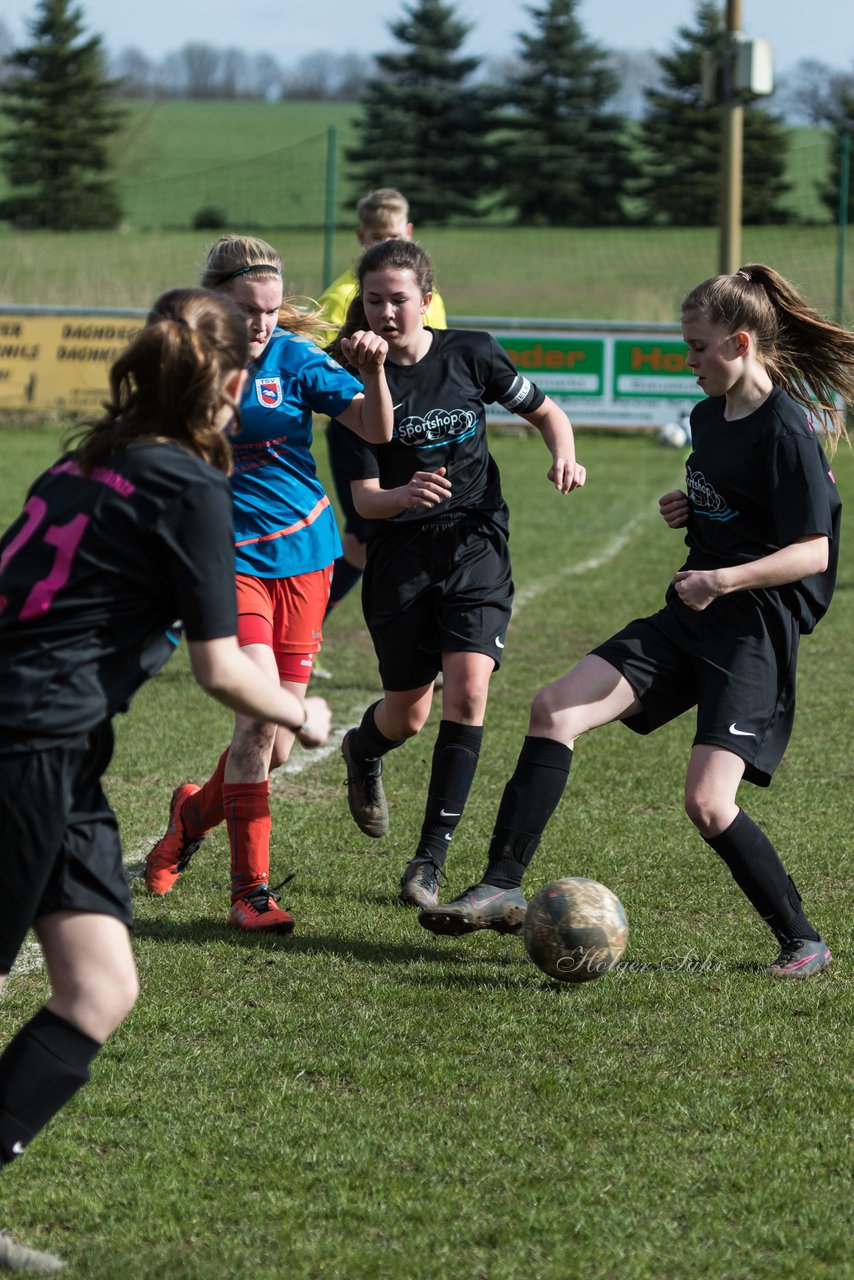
top-left (224, 264), bottom-right (282, 280)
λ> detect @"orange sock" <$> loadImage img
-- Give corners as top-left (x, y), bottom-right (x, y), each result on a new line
top-left (224, 780), bottom-right (271, 901)
top-left (182, 750), bottom-right (228, 838)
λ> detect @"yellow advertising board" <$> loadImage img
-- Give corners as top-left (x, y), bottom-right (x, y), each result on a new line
top-left (2, 306), bottom-right (698, 427)
top-left (0, 308), bottom-right (145, 412)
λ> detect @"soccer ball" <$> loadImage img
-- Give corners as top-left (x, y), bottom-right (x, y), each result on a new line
top-left (523, 877), bottom-right (628, 983)
top-left (656, 421), bottom-right (690, 449)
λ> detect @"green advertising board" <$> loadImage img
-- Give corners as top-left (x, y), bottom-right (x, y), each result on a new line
top-left (493, 336), bottom-right (604, 397)
top-left (485, 323), bottom-right (700, 428)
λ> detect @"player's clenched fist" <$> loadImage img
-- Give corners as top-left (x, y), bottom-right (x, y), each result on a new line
top-left (340, 330), bottom-right (388, 372)
top-left (659, 489), bottom-right (690, 528)
top-left (296, 695), bottom-right (333, 748)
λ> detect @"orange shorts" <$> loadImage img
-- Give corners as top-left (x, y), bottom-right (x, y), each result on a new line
top-left (235, 566), bottom-right (332, 684)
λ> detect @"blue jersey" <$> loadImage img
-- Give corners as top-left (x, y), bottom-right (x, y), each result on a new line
top-left (231, 329), bottom-right (361, 577)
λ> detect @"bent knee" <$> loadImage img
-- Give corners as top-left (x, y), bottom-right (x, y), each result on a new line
top-left (53, 969), bottom-right (139, 1043)
top-left (684, 791), bottom-right (730, 839)
top-left (444, 686), bottom-right (489, 725)
top-left (529, 684), bottom-right (582, 741)
top-left (392, 711), bottom-right (428, 740)
top-left (93, 966), bottom-right (139, 1031)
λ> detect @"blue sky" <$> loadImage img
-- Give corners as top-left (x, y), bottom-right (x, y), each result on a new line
top-left (2, 0), bottom-right (852, 75)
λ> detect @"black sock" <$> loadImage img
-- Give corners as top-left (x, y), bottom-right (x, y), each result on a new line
top-left (349, 701), bottom-right (404, 764)
top-left (704, 809), bottom-right (820, 943)
top-left (324, 555), bottom-right (363, 618)
top-left (415, 721), bottom-right (483, 869)
top-left (0, 1007), bottom-right (101, 1166)
top-left (483, 736), bottom-right (573, 889)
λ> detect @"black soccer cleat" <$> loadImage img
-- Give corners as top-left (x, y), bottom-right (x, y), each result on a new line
top-left (341, 730), bottom-right (388, 838)
top-left (399, 854), bottom-right (443, 908)
top-left (769, 936), bottom-right (832, 978)
top-left (418, 881), bottom-right (527, 937)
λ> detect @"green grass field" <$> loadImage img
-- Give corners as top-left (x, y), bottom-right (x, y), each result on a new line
top-left (1, 222), bottom-right (852, 324)
top-left (0, 99), bottom-right (852, 322)
top-left (1, 425), bottom-right (851, 1279)
top-left (0, 99), bottom-right (836, 232)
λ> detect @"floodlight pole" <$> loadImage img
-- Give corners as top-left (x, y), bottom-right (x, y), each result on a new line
top-left (719, 0), bottom-right (743, 274)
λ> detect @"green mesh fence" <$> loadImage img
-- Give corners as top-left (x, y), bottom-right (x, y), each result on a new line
top-left (120, 130), bottom-right (336, 232)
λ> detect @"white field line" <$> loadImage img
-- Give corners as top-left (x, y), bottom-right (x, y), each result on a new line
top-left (272, 704), bottom-right (367, 784)
top-left (6, 939), bottom-right (44, 982)
top-left (4, 513), bottom-right (647, 988)
top-left (514, 510), bottom-right (648, 608)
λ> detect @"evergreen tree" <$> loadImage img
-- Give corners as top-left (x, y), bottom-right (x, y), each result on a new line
top-left (819, 93), bottom-right (854, 223)
top-left (0, 0), bottom-right (123, 230)
top-left (347, 0), bottom-right (495, 224)
top-left (496, 0), bottom-right (636, 226)
top-left (634, 1), bottom-right (790, 227)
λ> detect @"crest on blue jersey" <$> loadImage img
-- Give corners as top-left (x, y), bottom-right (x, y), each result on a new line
top-left (255, 376), bottom-right (283, 408)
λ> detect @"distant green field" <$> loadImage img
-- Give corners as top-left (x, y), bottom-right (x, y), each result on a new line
top-left (0, 222), bottom-right (851, 324)
top-left (0, 101), bottom-right (851, 323)
top-left (2, 99), bottom-right (835, 231)
top-left (107, 99), bottom-right (361, 231)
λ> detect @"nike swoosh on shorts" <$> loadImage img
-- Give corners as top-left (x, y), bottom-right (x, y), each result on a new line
top-left (728, 723), bottom-right (756, 737)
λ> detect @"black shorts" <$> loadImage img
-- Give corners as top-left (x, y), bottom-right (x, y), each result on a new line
top-left (0, 724), bottom-right (133, 973)
top-left (362, 511), bottom-right (514, 691)
top-left (327, 421), bottom-right (369, 544)
top-left (591, 588), bottom-right (799, 787)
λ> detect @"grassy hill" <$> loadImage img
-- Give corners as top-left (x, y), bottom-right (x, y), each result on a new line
top-left (0, 101), bottom-right (850, 322)
top-left (107, 99), bottom-right (361, 231)
top-left (0, 98), bottom-right (840, 233)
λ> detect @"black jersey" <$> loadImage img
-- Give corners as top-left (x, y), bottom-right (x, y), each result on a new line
top-left (329, 328), bottom-right (545, 535)
top-left (684, 387), bottom-right (842, 633)
top-left (0, 441), bottom-right (237, 751)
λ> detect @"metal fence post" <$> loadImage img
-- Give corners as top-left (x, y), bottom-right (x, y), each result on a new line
top-left (835, 131), bottom-right (850, 325)
top-left (322, 126), bottom-right (338, 291)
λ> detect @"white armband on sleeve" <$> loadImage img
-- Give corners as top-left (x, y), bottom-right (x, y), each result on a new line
top-left (497, 374), bottom-right (542, 414)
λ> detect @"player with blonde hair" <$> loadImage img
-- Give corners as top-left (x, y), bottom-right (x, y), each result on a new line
top-left (145, 236), bottom-right (392, 931)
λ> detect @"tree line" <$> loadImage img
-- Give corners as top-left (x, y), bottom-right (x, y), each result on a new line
top-left (1, 0), bottom-right (853, 231)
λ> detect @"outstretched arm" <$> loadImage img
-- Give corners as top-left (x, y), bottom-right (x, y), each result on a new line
top-left (521, 396), bottom-right (586, 493)
top-left (188, 636), bottom-right (331, 747)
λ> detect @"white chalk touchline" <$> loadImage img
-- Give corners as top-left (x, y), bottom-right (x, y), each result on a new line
top-left (514, 510), bottom-right (648, 608)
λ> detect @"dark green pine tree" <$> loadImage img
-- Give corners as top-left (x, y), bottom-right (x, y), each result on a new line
top-left (497, 0), bottom-right (636, 226)
top-left (0, 0), bottom-right (123, 230)
top-left (634, 1), bottom-right (790, 227)
top-left (819, 93), bottom-right (854, 223)
top-left (346, 0), bottom-right (495, 224)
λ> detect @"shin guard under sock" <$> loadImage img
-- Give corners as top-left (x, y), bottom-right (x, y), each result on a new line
top-left (484, 736), bottom-right (573, 889)
top-left (224, 780), bottom-right (272, 901)
top-left (182, 749), bottom-right (228, 837)
top-left (416, 721), bottom-right (484, 868)
top-left (0, 1007), bottom-right (100, 1166)
top-left (704, 809), bottom-right (819, 942)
